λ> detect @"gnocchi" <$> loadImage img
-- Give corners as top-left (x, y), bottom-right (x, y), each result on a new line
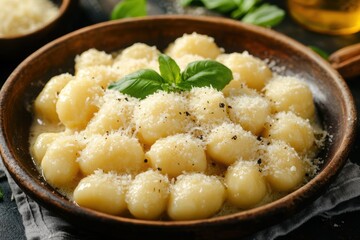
top-left (126, 170), bottom-right (170, 220)
top-left (225, 160), bottom-right (268, 208)
top-left (73, 171), bottom-right (130, 215)
top-left (167, 173), bottom-right (226, 220)
top-left (29, 33), bottom-right (325, 221)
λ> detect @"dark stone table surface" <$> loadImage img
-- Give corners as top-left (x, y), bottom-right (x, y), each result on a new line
top-left (1, 0), bottom-right (360, 239)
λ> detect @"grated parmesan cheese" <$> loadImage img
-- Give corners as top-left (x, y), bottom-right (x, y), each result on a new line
top-left (0, 0), bottom-right (59, 37)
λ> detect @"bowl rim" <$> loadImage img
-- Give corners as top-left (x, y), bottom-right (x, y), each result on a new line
top-left (0, 0), bottom-right (71, 40)
top-left (0, 15), bottom-right (358, 229)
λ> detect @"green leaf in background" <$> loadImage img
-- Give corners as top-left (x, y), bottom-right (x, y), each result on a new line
top-left (201, 0), bottom-right (237, 13)
top-left (308, 45), bottom-right (330, 60)
top-left (241, 3), bottom-right (285, 27)
top-left (111, 0), bottom-right (147, 20)
top-left (181, 0), bottom-right (202, 6)
top-left (158, 54), bottom-right (181, 84)
top-left (179, 60), bottom-right (233, 91)
top-left (231, 0), bottom-right (259, 19)
top-left (108, 69), bottom-right (164, 99)
top-left (0, 186), bottom-right (3, 201)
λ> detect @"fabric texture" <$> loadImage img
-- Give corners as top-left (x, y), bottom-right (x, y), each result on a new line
top-left (1, 158), bottom-right (360, 240)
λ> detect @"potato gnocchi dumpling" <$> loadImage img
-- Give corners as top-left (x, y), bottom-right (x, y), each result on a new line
top-left (34, 73), bottom-right (73, 124)
top-left (29, 32), bottom-right (325, 221)
top-left (188, 87), bottom-right (229, 126)
top-left (75, 48), bottom-right (113, 73)
top-left (56, 78), bottom-right (104, 130)
top-left (263, 111), bottom-right (315, 154)
top-left (41, 135), bottom-right (83, 187)
top-left (264, 76), bottom-right (315, 119)
top-left (262, 140), bottom-right (306, 192)
top-left (75, 66), bottom-right (121, 89)
top-left (31, 132), bottom-right (63, 164)
top-left (134, 91), bottom-right (192, 145)
top-left (227, 92), bottom-right (271, 135)
top-left (167, 173), bottom-right (226, 220)
top-left (146, 134), bottom-right (207, 178)
top-left (117, 43), bottom-right (160, 62)
top-left (218, 52), bottom-right (272, 91)
top-left (73, 171), bottom-right (130, 215)
top-left (126, 170), bottom-right (170, 220)
top-left (225, 160), bottom-right (268, 208)
top-left (78, 133), bottom-right (145, 176)
top-left (165, 32), bottom-right (222, 59)
top-left (84, 91), bottom-right (137, 136)
top-left (206, 123), bottom-right (260, 166)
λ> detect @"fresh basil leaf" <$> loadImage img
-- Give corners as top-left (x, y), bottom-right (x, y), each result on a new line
top-left (241, 3), bottom-right (285, 27)
top-left (108, 69), bottom-right (164, 99)
top-left (111, 0), bottom-right (147, 20)
top-left (201, 0), bottom-right (237, 13)
top-left (158, 54), bottom-right (181, 84)
top-left (308, 46), bottom-right (329, 60)
top-left (231, 0), bottom-right (259, 19)
top-left (179, 60), bottom-right (233, 90)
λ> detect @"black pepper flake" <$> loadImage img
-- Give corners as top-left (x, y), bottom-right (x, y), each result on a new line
top-left (185, 111), bottom-right (191, 116)
top-left (219, 103), bottom-right (225, 108)
top-left (257, 159), bottom-right (262, 164)
top-left (231, 135), bottom-right (237, 140)
top-left (228, 105), bottom-right (232, 109)
top-left (144, 159), bottom-right (148, 163)
top-left (125, 97), bottom-right (129, 101)
top-left (259, 169), bottom-right (262, 173)
top-left (198, 135), bottom-right (204, 140)
top-left (157, 167), bottom-right (162, 171)
top-left (179, 112), bottom-right (182, 115)
top-left (257, 136), bottom-right (262, 141)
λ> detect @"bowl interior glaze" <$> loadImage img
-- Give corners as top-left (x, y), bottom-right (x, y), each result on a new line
top-left (0, 16), bottom-right (357, 239)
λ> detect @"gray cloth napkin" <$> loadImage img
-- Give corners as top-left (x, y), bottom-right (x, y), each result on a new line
top-left (1, 157), bottom-right (360, 240)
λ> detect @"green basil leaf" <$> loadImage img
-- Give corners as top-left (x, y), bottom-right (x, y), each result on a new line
top-left (111, 0), bottom-right (147, 20)
top-left (158, 54), bottom-right (181, 84)
top-left (179, 60), bottom-right (233, 90)
top-left (231, 0), bottom-right (259, 19)
top-left (201, 0), bottom-right (237, 13)
top-left (108, 69), bottom-right (164, 99)
top-left (241, 3), bottom-right (285, 27)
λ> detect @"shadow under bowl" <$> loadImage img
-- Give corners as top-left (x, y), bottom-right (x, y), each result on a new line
top-left (0, 16), bottom-right (357, 239)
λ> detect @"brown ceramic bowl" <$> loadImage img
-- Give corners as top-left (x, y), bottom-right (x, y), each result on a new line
top-left (0, 16), bottom-right (357, 239)
top-left (0, 0), bottom-right (73, 63)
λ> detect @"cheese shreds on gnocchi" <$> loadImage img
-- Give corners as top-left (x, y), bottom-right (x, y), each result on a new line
top-left (29, 33), bottom-right (326, 220)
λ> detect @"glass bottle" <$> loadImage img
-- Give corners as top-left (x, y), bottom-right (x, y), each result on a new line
top-left (287, 0), bottom-right (360, 35)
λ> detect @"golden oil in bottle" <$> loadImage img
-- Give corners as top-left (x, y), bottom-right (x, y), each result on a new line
top-left (288, 0), bottom-right (360, 35)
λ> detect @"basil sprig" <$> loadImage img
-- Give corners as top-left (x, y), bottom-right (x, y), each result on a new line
top-left (111, 0), bottom-right (147, 20)
top-left (108, 54), bottom-right (233, 99)
top-left (181, 0), bottom-right (285, 27)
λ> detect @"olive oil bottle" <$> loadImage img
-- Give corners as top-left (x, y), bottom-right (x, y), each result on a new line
top-left (288, 0), bottom-right (360, 35)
